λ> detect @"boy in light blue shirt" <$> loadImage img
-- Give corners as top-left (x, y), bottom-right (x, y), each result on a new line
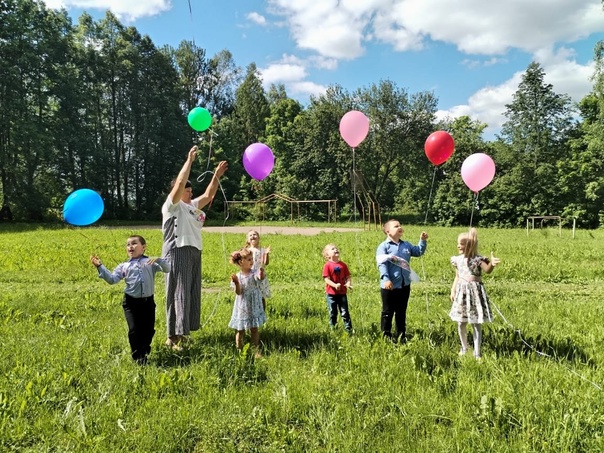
top-left (91, 235), bottom-right (170, 364)
top-left (376, 220), bottom-right (428, 343)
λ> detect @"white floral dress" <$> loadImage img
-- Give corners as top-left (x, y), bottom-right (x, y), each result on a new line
top-left (449, 254), bottom-right (494, 324)
top-left (228, 271), bottom-right (267, 330)
top-left (250, 247), bottom-right (271, 299)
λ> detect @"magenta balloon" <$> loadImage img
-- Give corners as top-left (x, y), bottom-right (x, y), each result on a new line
top-left (243, 143), bottom-right (275, 181)
top-left (339, 110), bottom-right (369, 147)
top-left (461, 153), bottom-right (496, 192)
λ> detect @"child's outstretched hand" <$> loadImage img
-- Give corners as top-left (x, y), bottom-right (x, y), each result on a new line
top-left (90, 255), bottom-right (102, 268)
top-left (420, 231), bottom-right (429, 241)
top-left (491, 252), bottom-right (501, 266)
top-left (146, 257), bottom-right (159, 265)
top-left (345, 281), bottom-right (353, 290)
top-left (231, 273), bottom-right (239, 284)
top-left (262, 246), bottom-right (271, 266)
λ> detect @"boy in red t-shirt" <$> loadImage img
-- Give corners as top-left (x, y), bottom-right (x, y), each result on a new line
top-left (322, 243), bottom-right (353, 333)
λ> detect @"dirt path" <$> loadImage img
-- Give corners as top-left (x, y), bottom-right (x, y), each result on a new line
top-left (114, 225), bottom-right (364, 235)
top-left (202, 226), bottom-right (363, 236)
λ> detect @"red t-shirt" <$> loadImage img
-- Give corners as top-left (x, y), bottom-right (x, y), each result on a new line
top-left (322, 260), bottom-right (350, 295)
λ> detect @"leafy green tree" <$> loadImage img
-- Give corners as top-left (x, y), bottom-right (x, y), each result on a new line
top-left (558, 42), bottom-right (604, 227)
top-left (264, 86), bottom-right (303, 218)
top-left (277, 86), bottom-right (352, 220)
top-left (223, 63), bottom-right (271, 202)
top-left (356, 80), bottom-right (437, 215)
top-left (498, 62), bottom-right (575, 224)
top-left (0, 0), bottom-right (71, 220)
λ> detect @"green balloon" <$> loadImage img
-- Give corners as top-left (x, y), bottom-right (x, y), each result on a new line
top-left (187, 107), bottom-right (212, 131)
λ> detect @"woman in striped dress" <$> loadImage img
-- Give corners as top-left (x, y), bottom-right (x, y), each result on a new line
top-left (162, 146), bottom-right (228, 350)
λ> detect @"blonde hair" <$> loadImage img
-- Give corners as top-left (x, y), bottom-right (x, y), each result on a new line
top-left (245, 230), bottom-right (261, 248)
top-left (229, 248), bottom-right (253, 265)
top-left (322, 243), bottom-right (338, 260)
top-left (458, 228), bottom-right (478, 258)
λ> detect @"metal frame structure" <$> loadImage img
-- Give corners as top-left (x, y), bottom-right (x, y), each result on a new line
top-left (225, 193), bottom-right (337, 223)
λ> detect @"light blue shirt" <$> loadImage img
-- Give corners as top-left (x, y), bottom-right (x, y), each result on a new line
top-left (97, 255), bottom-right (171, 298)
top-left (376, 239), bottom-right (427, 288)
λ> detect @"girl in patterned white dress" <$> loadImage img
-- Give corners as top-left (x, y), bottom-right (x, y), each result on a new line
top-left (449, 228), bottom-right (500, 359)
top-left (229, 248), bottom-right (267, 356)
top-left (245, 230), bottom-right (271, 310)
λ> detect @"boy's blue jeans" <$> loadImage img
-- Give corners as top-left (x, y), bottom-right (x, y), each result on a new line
top-left (326, 294), bottom-right (353, 332)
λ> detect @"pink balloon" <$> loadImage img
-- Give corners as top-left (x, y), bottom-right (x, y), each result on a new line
top-left (243, 143), bottom-right (275, 181)
top-left (339, 110), bottom-right (369, 147)
top-left (461, 153), bottom-right (496, 192)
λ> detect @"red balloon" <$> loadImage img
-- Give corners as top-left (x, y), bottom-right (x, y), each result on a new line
top-left (424, 131), bottom-right (455, 166)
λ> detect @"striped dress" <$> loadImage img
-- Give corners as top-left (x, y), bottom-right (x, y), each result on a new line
top-left (162, 198), bottom-right (205, 336)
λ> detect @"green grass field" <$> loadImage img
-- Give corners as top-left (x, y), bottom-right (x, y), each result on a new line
top-left (1, 224), bottom-right (603, 452)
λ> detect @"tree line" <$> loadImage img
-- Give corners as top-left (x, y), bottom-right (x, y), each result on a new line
top-left (2, 0), bottom-right (604, 228)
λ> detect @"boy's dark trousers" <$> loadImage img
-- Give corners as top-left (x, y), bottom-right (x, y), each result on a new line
top-left (122, 294), bottom-right (156, 363)
top-left (326, 294), bottom-right (353, 332)
top-left (380, 285), bottom-right (411, 342)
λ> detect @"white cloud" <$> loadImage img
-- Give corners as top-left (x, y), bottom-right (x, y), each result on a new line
top-left (247, 12), bottom-right (267, 26)
top-left (260, 63), bottom-right (308, 86)
top-left (268, 0), bottom-right (604, 57)
top-left (309, 56), bottom-right (339, 71)
top-left (290, 81), bottom-right (328, 98)
top-left (268, 0), bottom-right (368, 59)
top-left (533, 46), bottom-right (595, 102)
top-left (438, 51), bottom-right (595, 138)
top-left (42, 0), bottom-right (171, 20)
top-left (258, 54), bottom-right (331, 100)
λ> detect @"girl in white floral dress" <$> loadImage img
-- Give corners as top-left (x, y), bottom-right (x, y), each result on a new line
top-left (229, 248), bottom-right (267, 357)
top-left (449, 228), bottom-right (500, 359)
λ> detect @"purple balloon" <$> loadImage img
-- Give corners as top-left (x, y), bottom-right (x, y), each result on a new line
top-left (243, 143), bottom-right (275, 180)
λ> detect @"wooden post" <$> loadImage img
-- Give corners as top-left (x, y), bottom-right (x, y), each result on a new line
top-left (572, 218), bottom-right (576, 239)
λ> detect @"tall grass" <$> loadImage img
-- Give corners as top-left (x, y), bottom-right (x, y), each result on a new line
top-left (0, 224), bottom-right (603, 452)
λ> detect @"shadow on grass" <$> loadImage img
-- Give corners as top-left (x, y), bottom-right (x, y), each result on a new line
top-left (411, 320), bottom-right (596, 367)
top-left (485, 326), bottom-right (596, 366)
top-left (150, 327), bottom-right (346, 388)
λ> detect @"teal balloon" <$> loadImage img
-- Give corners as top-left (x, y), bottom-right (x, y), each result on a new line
top-left (63, 189), bottom-right (104, 226)
top-left (187, 107), bottom-right (212, 131)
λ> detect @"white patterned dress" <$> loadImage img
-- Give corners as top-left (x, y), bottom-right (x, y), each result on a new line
top-left (228, 271), bottom-right (267, 331)
top-left (449, 254), bottom-right (494, 324)
top-left (250, 247), bottom-right (271, 299)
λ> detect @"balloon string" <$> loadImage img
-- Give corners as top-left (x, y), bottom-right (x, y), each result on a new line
top-left (419, 167), bottom-right (437, 314)
top-left (352, 147), bottom-right (357, 224)
top-left (423, 166), bottom-right (437, 224)
top-left (350, 145), bottom-right (367, 326)
top-left (196, 130), bottom-right (217, 210)
top-left (199, 174), bottom-right (231, 330)
top-left (187, 0), bottom-right (196, 46)
top-left (78, 229), bottom-right (121, 267)
top-left (469, 191), bottom-right (479, 228)
top-left (490, 301), bottom-right (601, 390)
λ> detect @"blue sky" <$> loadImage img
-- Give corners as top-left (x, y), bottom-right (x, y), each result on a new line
top-left (44, 0), bottom-right (604, 138)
